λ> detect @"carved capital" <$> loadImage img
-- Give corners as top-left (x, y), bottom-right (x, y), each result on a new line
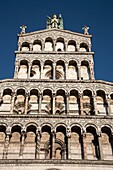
top-left (66, 126), bottom-right (71, 138)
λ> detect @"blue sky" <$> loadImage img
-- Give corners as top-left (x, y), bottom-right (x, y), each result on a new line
top-left (0, 0), bottom-right (113, 82)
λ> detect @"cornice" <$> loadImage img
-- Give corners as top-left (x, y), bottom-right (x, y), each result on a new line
top-left (0, 79), bottom-right (113, 86)
top-left (0, 114), bottom-right (113, 119)
top-left (17, 28), bottom-right (92, 38)
top-left (15, 51), bottom-right (94, 55)
top-left (0, 159), bottom-right (113, 166)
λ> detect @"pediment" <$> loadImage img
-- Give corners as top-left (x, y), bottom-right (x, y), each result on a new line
top-left (18, 28), bottom-right (92, 44)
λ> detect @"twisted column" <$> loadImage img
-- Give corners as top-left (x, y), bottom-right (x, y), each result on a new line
top-left (35, 128), bottom-right (41, 159)
top-left (3, 127), bottom-right (11, 159)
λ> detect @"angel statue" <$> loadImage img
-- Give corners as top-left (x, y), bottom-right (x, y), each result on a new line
top-left (46, 14), bottom-right (64, 29)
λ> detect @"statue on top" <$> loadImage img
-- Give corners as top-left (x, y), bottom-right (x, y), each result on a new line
top-left (46, 14), bottom-right (64, 29)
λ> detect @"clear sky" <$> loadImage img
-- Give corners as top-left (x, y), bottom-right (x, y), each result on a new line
top-left (0, 0), bottom-right (113, 82)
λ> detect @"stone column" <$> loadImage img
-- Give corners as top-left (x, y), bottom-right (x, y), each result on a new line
top-left (35, 128), bottom-right (41, 159)
top-left (90, 63), bottom-right (95, 80)
top-left (97, 131), bottom-right (104, 160)
top-left (51, 129), bottom-right (56, 159)
top-left (38, 93), bottom-right (42, 114)
top-left (30, 43), bottom-right (33, 51)
top-left (18, 42), bottom-right (21, 51)
top-left (52, 93), bottom-right (55, 115)
top-left (66, 126), bottom-right (71, 159)
top-left (10, 92), bottom-right (15, 114)
top-left (53, 39), bottom-right (56, 51)
top-left (3, 127), bottom-right (11, 159)
top-left (42, 41), bottom-right (45, 51)
top-left (76, 43), bottom-right (80, 52)
top-left (27, 63), bottom-right (31, 79)
top-left (66, 93), bottom-right (69, 115)
top-left (78, 64), bottom-right (81, 80)
top-left (65, 63), bottom-right (68, 80)
top-left (79, 93), bottom-right (84, 115)
top-left (19, 130), bottom-right (26, 158)
top-left (25, 93), bottom-right (29, 114)
top-left (53, 62), bottom-right (56, 80)
top-left (93, 95), bottom-right (98, 115)
top-left (65, 42), bottom-right (68, 52)
top-left (82, 132), bottom-right (87, 160)
top-left (106, 94), bottom-right (111, 115)
top-left (14, 61), bottom-right (19, 78)
top-left (41, 63), bottom-right (44, 79)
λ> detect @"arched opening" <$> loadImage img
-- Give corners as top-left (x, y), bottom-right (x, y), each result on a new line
top-left (81, 60), bottom-right (90, 80)
top-left (14, 89), bottom-right (25, 114)
top-left (101, 127), bottom-right (113, 160)
top-left (43, 60), bottom-right (53, 79)
top-left (56, 126), bottom-right (66, 159)
top-left (28, 89), bottom-right (38, 114)
top-left (23, 125), bottom-right (36, 159)
top-left (40, 125), bottom-right (51, 159)
top-left (55, 38), bottom-right (65, 51)
top-left (67, 60), bottom-right (78, 79)
top-left (44, 37), bottom-right (53, 51)
top-left (55, 90), bottom-right (66, 115)
top-left (69, 90), bottom-right (80, 115)
top-left (71, 126), bottom-right (82, 159)
top-left (83, 90), bottom-right (94, 115)
top-left (33, 40), bottom-right (42, 51)
top-left (0, 125), bottom-right (6, 159)
top-left (21, 42), bottom-right (30, 51)
top-left (30, 60), bottom-right (41, 79)
top-left (0, 89), bottom-right (12, 113)
top-left (67, 40), bottom-right (76, 52)
top-left (86, 126), bottom-right (100, 160)
top-left (56, 60), bottom-right (65, 79)
top-left (41, 90), bottom-right (52, 114)
top-left (18, 60), bottom-right (28, 79)
top-left (8, 126), bottom-right (21, 159)
top-left (96, 90), bottom-right (107, 115)
top-left (80, 43), bottom-right (89, 52)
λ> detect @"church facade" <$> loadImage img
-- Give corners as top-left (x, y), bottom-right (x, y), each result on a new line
top-left (0, 15), bottom-right (113, 169)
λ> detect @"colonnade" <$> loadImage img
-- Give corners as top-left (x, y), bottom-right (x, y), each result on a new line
top-left (0, 89), bottom-right (113, 116)
top-left (0, 125), bottom-right (113, 160)
top-left (14, 59), bottom-right (94, 80)
top-left (18, 38), bottom-right (91, 52)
